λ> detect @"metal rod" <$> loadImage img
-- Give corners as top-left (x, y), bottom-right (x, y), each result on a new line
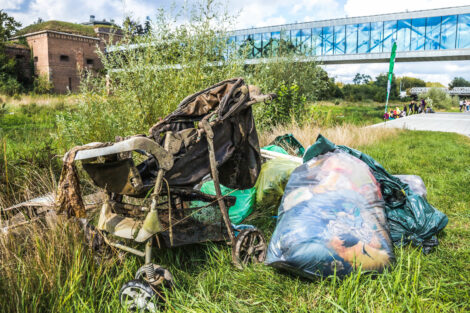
top-left (146, 132), bottom-right (171, 262)
top-left (201, 121), bottom-right (235, 244)
top-left (145, 237), bottom-right (153, 263)
top-left (106, 239), bottom-right (146, 258)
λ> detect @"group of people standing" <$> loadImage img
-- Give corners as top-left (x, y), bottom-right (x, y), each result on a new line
top-left (406, 98), bottom-right (431, 115)
top-left (459, 99), bottom-right (470, 112)
top-left (384, 98), bottom-right (430, 120)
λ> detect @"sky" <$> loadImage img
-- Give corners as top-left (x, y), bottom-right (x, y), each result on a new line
top-left (2, 0), bottom-right (470, 85)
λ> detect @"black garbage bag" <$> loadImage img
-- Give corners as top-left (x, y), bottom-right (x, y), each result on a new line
top-left (303, 134), bottom-right (448, 251)
top-left (266, 150), bottom-right (395, 278)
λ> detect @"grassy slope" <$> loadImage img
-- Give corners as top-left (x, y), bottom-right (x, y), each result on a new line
top-left (14, 21), bottom-right (97, 38)
top-left (0, 130), bottom-right (469, 312)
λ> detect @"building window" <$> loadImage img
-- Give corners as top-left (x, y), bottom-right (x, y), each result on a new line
top-left (34, 56), bottom-right (38, 62)
top-left (457, 14), bottom-right (470, 49)
top-left (321, 26), bottom-right (334, 55)
top-left (345, 24), bottom-right (358, 54)
top-left (411, 18), bottom-right (426, 51)
top-left (369, 21), bottom-right (384, 53)
top-left (60, 55), bottom-right (69, 62)
top-left (86, 58), bottom-right (94, 65)
top-left (441, 15), bottom-right (457, 49)
top-left (426, 16), bottom-right (442, 50)
top-left (357, 23), bottom-right (371, 53)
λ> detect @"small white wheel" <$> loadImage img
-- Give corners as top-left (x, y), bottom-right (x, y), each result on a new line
top-left (119, 279), bottom-right (159, 312)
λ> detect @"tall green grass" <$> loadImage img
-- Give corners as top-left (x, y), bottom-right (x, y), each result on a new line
top-left (0, 130), bottom-right (468, 312)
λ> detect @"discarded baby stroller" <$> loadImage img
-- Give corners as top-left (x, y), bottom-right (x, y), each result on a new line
top-left (57, 78), bottom-right (273, 311)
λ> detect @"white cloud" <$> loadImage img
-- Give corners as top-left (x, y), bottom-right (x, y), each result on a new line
top-left (344, 0), bottom-right (470, 17)
top-left (0, 0), bottom-right (25, 10)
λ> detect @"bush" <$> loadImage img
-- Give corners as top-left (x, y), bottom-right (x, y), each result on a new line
top-left (56, 1), bottom-right (246, 148)
top-left (418, 88), bottom-right (458, 110)
top-left (33, 74), bottom-right (53, 94)
top-left (0, 74), bottom-right (23, 96)
top-left (247, 56), bottom-right (329, 103)
top-left (254, 82), bottom-right (307, 128)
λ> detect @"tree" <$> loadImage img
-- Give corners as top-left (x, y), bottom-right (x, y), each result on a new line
top-left (448, 77), bottom-right (470, 89)
top-left (123, 16), bottom-right (144, 38)
top-left (143, 20), bottom-right (151, 34)
top-left (397, 76), bottom-right (426, 90)
top-left (0, 10), bottom-right (21, 42)
top-left (0, 11), bottom-right (23, 95)
top-left (352, 73), bottom-right (371, 85)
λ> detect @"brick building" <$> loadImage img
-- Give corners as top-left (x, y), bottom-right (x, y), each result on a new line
top-left (11, 18), bottom-right (122, 93)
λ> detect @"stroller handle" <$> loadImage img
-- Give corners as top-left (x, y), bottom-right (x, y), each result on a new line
top-left (249, 93), bottom-right (277, 105)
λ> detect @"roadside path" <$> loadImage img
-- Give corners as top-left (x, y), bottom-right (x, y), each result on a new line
top-left (370, 112), bottom-right (470, 137)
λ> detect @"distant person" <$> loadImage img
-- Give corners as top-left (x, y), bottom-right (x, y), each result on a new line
top-left (420, 98), bottom-right (426, 114)
top-left (383, 111), bottom-right (389, 120)
top-left (466, 99), bottom-right (470, 112)
top-left (414, 101), bottom-right (419, 114)
top-left (403, 103), bottom-right (408, 115)
top-left (459, 99), bottom-right (464, 112)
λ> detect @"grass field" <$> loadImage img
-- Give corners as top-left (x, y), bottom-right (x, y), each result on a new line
top-left (0, 98), bottom-right (469, 312)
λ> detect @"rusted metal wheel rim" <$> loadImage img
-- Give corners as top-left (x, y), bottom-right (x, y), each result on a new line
top-left (232, 228), bottom-right (267, 269)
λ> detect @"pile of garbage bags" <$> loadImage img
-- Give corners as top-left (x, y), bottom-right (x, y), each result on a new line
top-left (194, 133), bottom-right (447, 278)
top-left (265, 134), bottom-right (447, 278)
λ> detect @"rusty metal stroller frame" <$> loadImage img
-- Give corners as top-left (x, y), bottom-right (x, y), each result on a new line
top-left (64, 78), bottom-right (274, 311)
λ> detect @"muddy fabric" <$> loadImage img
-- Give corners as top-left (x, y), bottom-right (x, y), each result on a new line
top-left (56, 143), bottom-right (109, 218)
top-left (147, 78), bottom-right (262, 189)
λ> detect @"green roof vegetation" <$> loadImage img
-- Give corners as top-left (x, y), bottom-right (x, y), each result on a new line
top-left (15, 20), bottom-right (97, 38)
top-left (4, 41), bottom-right (29, 49)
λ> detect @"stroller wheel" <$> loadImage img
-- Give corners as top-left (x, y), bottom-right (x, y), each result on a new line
top-left (232, 228), bottom-right (267, 269)
top-left (135, 263), bottom-right (174, 288)
top-left (119, 279), bottom-right (160, 312)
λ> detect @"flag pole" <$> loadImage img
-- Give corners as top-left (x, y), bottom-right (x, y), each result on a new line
top-left (385, 41), bottom-right (397, 118)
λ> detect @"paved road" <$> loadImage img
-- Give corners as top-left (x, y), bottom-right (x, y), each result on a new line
top-left (370, 112), bottom-right (470, 137)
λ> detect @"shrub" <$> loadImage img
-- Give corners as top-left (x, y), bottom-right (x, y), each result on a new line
top-left (0, 74), bottom-right (23, 96)
top-left (56, 1), bottom-right (246, 148)
top-left (247, 56), bottom-right (329, 103)
top-left (418, 87), bottom-right (458, 110)
top-left (33, 74), bottom-right (53, 94)
top-left (254, 82), bottom-right (307, 129)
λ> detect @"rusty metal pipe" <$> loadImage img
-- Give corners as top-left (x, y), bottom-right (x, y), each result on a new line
top-left (200, 121), bottom-right (235, 244)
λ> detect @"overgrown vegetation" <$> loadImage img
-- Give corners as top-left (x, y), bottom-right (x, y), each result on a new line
top-left (14, 20), bottom-right (97, 38)
top-left (0, 128), bottom-right (469, 312)
top-left (418, 87), bottom-right (459, 110)
top-left (1, 1), bottom-right (469, 312)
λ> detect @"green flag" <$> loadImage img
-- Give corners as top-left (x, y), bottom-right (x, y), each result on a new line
top-left (385, 41), bottom-right (397, 115)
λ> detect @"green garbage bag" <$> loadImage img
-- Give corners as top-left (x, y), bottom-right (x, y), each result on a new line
top-left (270, 134), bottom-right (305, 157)
top-left (303, 134), bottom-right (448, 252)
top-left (191, 181), bottom-right (255, 224)
top-left (261, 145), bottom-right (289, 155)
top-left (255, 158), bottom-right (300, 209)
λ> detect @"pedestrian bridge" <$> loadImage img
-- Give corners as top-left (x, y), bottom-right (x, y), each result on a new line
top-left (228, 5), bottom-right (470, 64)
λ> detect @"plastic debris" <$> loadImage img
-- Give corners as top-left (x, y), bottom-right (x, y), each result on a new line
top-left (303, 134), bottom-right (448, 250)
top-left (266, 150), bottom-right (395, 278)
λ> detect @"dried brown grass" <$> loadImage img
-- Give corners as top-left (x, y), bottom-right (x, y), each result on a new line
top-left (259, 122), bottom-right (400, 149)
